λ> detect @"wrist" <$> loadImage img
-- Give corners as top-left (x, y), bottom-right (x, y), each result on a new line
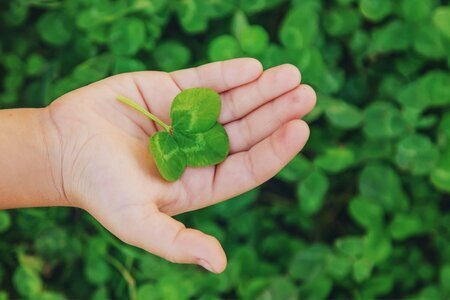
top-left (0, 107), bottom-right (68, 209)
top-left (37, 106), bottom-right (71, 207)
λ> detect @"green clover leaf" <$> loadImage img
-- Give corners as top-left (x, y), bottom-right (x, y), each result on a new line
top-left (150, 132), bottom-right (187, 182)
top-left (208, 35), bottom-right (242, 61)
top-left (395, 133), bottom-right (439, 175)
top-left (359, 0), bottom-right (392, 22)
top-left (433, 6), bottom-right (450, 39)
top-left (170, 88), bottom-right (221, 133)
top-left (173, 123), bottom-right (229, 167)
top-left (118, 88), bottom-right (229, 181)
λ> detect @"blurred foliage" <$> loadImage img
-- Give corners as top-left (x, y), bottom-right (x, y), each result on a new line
top-left (1, 0), bottom-right (450, 299)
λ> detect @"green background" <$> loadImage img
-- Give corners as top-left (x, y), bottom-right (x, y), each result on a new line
top-left (1, 0), bottom-right (450, 299)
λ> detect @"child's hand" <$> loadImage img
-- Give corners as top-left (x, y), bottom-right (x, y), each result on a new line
top-left (43, 58), bottom-right (316, 273)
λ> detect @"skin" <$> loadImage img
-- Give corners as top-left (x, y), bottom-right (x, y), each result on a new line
top-left (0, 58), bottom-right (316, 273)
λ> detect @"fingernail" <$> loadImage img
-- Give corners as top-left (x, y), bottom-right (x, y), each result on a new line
top-left (198, 259), bottom-right (215, 273)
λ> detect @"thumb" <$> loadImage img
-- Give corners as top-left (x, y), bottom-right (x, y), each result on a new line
top-left (125, 209), bottom-right (227, 273)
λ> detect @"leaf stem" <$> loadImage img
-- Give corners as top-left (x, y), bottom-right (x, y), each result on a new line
top-left (106, 255), bottom-right (137, 300)
top-left (117, 95), bottom-right (171, 132)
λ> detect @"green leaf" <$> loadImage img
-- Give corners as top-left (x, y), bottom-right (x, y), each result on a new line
top-left (363, 102), bottom-right (407, 139)
top-left (297, 170), bottom-right (329, 215)
top-left (438, 111), bottom-right (450, 139)
top-left (75, 2), bottom-right (130, 30)
top-left (440, 265), bottom-right (450, 292)
top-left (397, 71), bottom-right (450, 110)
top-left (369, 21), bottom-right (413, 54)
top-left (430, 145), bottom-right (450, 193)
top-left (237, 277), bottom-right (267, 299)
top-left (108, 17), bottom-right (146, 56)
top-left (231, 10), bottom-right (249, 38)
top-left (359, 0), bottom-right (392, 22)
top-left (414, 23), bottom-right (447, 59)
top-left (417, 286), bottom-right (443, 300)
top-left (416, 115), bottom-right (438, 129)
top-left (350, 30), bottom-right (370, 55)
top-left (92, 286), bottom-right (109, 300)
top-left (326, 253), bottom-right (352, 280)
top-left (433, 6), bottom-right (450, 39)
top-left (324, 99), bottom-right (362, 129)
top-left (84, 257), bottom-right (112, 285)
top-left (175, 0), bottom-right (208, 33)
top-left (259, 277), bottom-right (298, 300)
top-left (150, 132), bottom-right (187, 182)
top-left (208, 35), bottom-right (242, 61)
top-left (395, 134), bottom-right (438, 175)
top-left (34, 228), bottom-right (68, 258)
top-left (395, 54), bottom-right (426, 78)
top-left (137, 284), bottom-right (160, 300)
top-left (113, 57), bottom-right (146, 74)
top-left (228, 210), bottom-right (257, 239)
top-left (260, 44), bottom-right (290, 69)
top-left (289, 245), bottom-right (330, 280)
top-left (277, 155), bottom-right (313, 182)
top-left (298, 275), bottom-right (333, 300)
top-left (212, 189), bottom-right (259, 217)
top-left (348, 196), bottom-right (384, 229)
top-left (237, 25), bottom-right (269, 56)
top-left (173, 123), bottom-right (229, 167)
top-left (232, 246), bottom-right (260, 278)
top-left (72, 55), bottom-right (113, 86)
top-left (239, 0), bottom-right (270, 14)
top-left (363, 230), bottom-right (392, 264)
top-left (154, 41), bottom-right (191, 72)
top-left (314, 147), bottom-right (355, 174)
top-left (17, 254), bottom-right (43, 273)
top-left (324, 8), bottom-right (361, 36)
top-left (0, 211), bottom-right (11, 233)
top-left (26, 54), bottom-right (46, 76)
top-left (362, 274), bottom-right (394, 298)
top-left (280, 8), bottom-right (319, 50)
top-left (36, 291), bottom-right (66, 300)
top-left (359, 139), bottom-right (394, 161)
top-left (13, 266), bottom-right (42, 298)
top-left (2, 53), bottom-right (22, 71)
top-left (203, 0), bottom-right (234, 18)
top-left (389, 214), bottom-right (423, 240)
top-left (171, 88), bottom-right (221, 133)
top-left (359, 164), bottom-right (409, 213)
top-left (37, 12), bottom-right (73, 46)
top-left (353, 258), bottom-right (373, 283)
top-left (336, 236), bottom-right (363, 257)
top-left (401, 0), bottom-right (432, 22)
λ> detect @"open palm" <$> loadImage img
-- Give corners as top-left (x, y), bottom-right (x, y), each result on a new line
top-left (47, 58), bottom-right (316, 273)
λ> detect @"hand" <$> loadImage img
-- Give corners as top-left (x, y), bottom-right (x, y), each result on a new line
top-left (43, 58), bottom-right (316, 273)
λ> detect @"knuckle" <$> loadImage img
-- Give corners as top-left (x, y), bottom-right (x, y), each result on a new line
top-left (227, 95), bottom-right (240, 120)
top-left (241, 117), bottom-right (253, 149)
top-left (244, 153), bottom-right (258, 184)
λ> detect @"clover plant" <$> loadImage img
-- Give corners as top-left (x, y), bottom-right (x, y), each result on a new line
top-left (118, 88), bottom-right (229, 181)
